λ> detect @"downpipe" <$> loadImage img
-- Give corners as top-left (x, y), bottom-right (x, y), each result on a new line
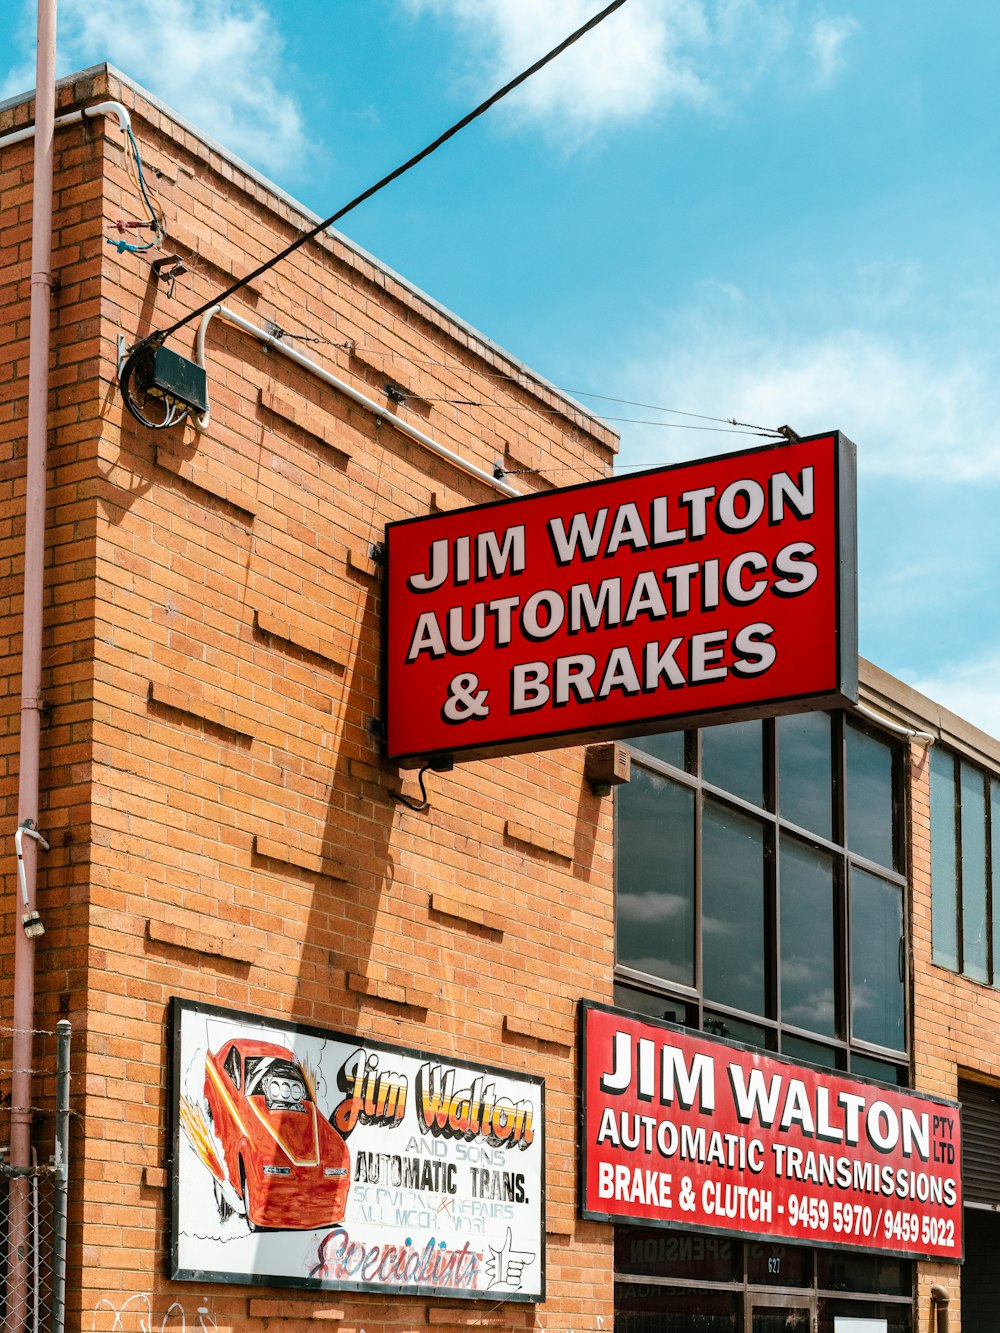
top-left (930, 1284), bottom-right (949, 1333)
top-left (9, 2), bottom-right (57, 1331)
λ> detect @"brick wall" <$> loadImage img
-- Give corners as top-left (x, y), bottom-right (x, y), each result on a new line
top-left (0, 72), bottom-right (107, 1157)
top-left (2, 66), bottom-right (618, 1333)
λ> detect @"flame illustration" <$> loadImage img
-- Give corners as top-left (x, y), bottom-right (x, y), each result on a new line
top-left (300, 1058), bottom-right (321, 1108)
top-left (179, 1095), bottom-right (226, 1184)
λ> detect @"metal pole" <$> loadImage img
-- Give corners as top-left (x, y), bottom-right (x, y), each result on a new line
top-left (49, 1021), bottom-right (71, 1333)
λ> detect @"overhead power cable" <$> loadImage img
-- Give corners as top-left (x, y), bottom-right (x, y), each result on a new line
top-left (234, 318), bottom-right (781, 438)
top-left (555, 389), bottom-right (759, 426)
top-left (264, 336), bottom-right (780, 435)
top-left (420, 397), bottom-right (781, 436)
top-left (152, 0), bottom-right (628, 345)
top-left (546, 416), bottom-right (779, 435)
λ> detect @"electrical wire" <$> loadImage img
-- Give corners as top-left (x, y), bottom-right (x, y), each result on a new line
top-left (203, 297), bottom-right (781, 446)
top-left (418, 398), bottom-right (781, 436)
top-left (118, 343), bottom-right (189, 429)
top-left (108, 125), bottom-right (166, 254)
top-left (421, 393), bottom-right (748, 426)
top-left (558, 415), bottom-right (779, 435)
top-left (222, 307), bottom-right (782, 456)
top-left (126, 126), bottom-right (165, 230)
top-left (150, 0), bottom-right (628, 345)
top-left (112, 0), bottom-right (776, 450)
top-left (266, 337), bottom-right (781, 435)
top-left (264, 323), bottom-right (354, 349)
top-left (390, 766), bottom-right (433, 812)
top-left (553, 389), bottom-right (765, 426)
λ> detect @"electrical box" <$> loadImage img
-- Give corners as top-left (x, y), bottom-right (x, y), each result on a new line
top-left (584, 741), bottom-right (631, 795)
top-left (133, 344), bottom-right (209, 413)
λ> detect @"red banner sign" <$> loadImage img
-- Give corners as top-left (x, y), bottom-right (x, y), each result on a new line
top-left (383, 433), bottom-right (857, 765)
top-left (581, 1004), bottom-right (962, 1263)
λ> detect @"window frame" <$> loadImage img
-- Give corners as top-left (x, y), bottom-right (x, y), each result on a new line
top-left (931, 746), bottom-right (998, 984)
top-left (614, 711), bottom-right (909, 1077)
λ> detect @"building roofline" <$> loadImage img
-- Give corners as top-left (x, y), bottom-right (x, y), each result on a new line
top-left (859, 658), bottom-right (999, 767)
top-left (1, 62), bottom-right (618, 451)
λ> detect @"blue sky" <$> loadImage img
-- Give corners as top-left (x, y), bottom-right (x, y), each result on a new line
top-left (4, 0), bottom-right (999, 738)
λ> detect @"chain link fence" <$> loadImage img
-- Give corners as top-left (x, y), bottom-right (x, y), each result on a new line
top-left (0, 1163), bottom-right (59, 1333)
top-left (0, 1022), bottom-right (70, 1333)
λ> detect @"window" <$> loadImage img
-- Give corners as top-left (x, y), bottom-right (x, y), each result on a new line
top-left (615, 712), bottom-right (908, 1074)
top-left (617, 766), bottom-right (695, 988)
top-left (614, 1228), bottom-right (913, 1333)
top-left (779, 837), bottom-right (835, 1037)
top-left (224, 1045), bottom-right (242, 1089)
top-left (931, 746), bottom-right (999, 983)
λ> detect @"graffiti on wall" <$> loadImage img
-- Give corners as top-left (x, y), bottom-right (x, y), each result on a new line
top-left (91, 1295), bottom-right (217, 1333)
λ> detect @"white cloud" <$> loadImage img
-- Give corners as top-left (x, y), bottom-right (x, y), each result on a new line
top-left (615, 282), bottom-right (1000, 482)
top-left (3, 0), bottom-right (309, 176)
top-left (403, 0), bottom-right (708, 142)
top-left (401, 0), bottom-right (856, 145)
top-left (609, 270), bottom-right (1000, 741)
top-left (905, 652), bottom-right (1000, 743)
top-left (809, 15), bottom-right (859, 87)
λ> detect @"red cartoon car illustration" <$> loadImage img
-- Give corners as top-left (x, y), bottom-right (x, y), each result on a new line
top-left (204, 1037), bottom-right (351, 1231)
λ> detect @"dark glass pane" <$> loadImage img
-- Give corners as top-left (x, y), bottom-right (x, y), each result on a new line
top-left (702, 801), bottom-right (766, 1014)
top-left (780, 835), bottom-right (836, 1036)
top-left (778, 711), bottom-right (833, 838)
top-left (849, 1053), bottom-right (908, 1087)
top-left (818, 1302), bottom-right (911, 1333)
top-left (930, 747), bottom-right (959, 970)
top-left (850, 868), bottom-right (905, 1051)
top-left (845, 722), bottom-right (898, 869)
top-left (781, 1034), bottom-right (839, 1070)
top-left (960, 762), bottom-right (988, 982)
top-left (703, 1012), bottom-right (770, 1050)
top-left (614, 1228), bottom-right (740, 1281)
top-left (817, 1249), bottom-right (911, 1295)
top-left (616, 1282), bottom-right (740, 1333)
top-left (614, 983), bottom-right (696, 1029)
top-left (701, 720), bottom-right (764, 806)
top-left (617, 768), bottom-right (695, 986)
top-left (753, 1310), bottom-right (809, 1333)
top-left (746, 1240), bottom-right (811, 1286)
top-left (993, 780), bottom-right (1000, 988)
top-left (629, 730), bottom-right (687, 770)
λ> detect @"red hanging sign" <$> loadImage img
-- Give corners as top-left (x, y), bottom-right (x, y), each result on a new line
top-left (383, 433), bottom-right (857, 766)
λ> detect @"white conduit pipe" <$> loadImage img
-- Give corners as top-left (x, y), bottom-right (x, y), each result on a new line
top-left (0, 100), bottom-right (131, 151)
top-left (194, 304), bottom-right (522, 498)
top-left (855, 701), bottom-right (936, 747)
top-left (14, 823), bottom-right (49, 924)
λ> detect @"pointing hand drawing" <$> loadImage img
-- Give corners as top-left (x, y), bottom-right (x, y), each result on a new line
top-left (484, 1227), bottom-right (535, 1291)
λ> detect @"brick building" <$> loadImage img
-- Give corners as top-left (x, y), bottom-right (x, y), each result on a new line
top-left (1, 62), bottom-right (999, 1333)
